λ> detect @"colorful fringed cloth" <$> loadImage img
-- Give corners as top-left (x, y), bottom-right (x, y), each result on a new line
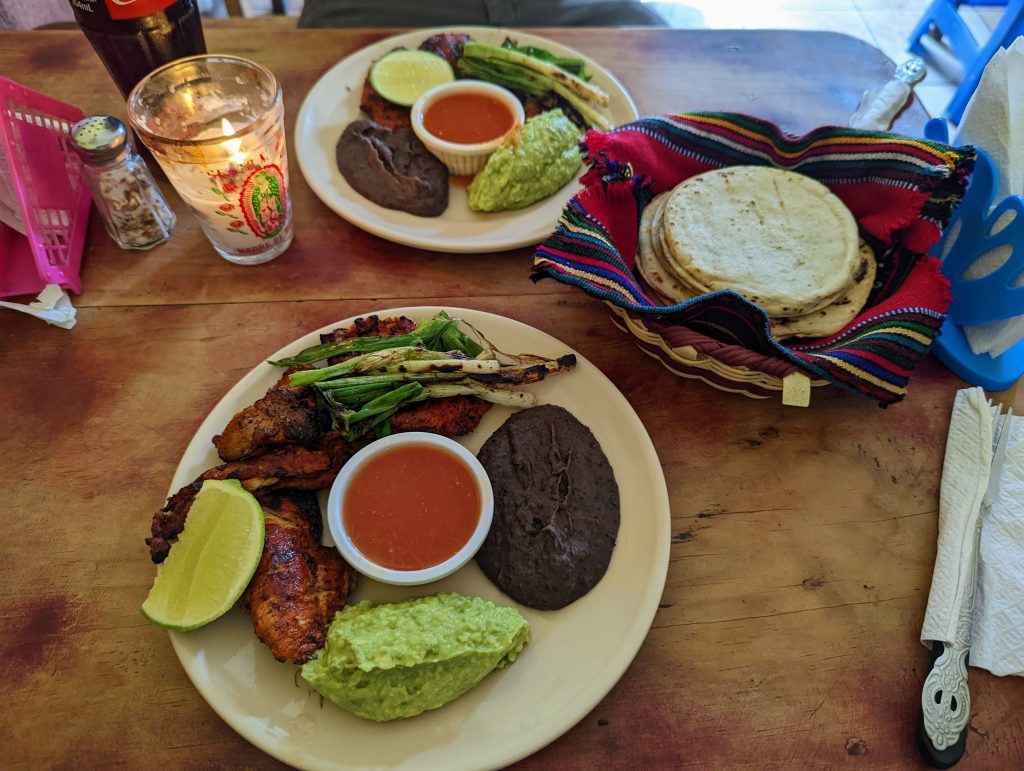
top-left (532, 113), bottom-right (975, 405)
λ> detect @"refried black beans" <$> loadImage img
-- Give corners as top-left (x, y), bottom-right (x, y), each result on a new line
top-left (336, 119), bottom-right (448, 217)
top-left (475, 404), bottom-right (619, 610)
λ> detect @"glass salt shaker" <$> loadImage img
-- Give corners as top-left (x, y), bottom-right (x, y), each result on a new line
top-left (70, 115), bottom-right (175, 250)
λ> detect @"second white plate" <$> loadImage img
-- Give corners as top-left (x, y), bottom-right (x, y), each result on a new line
top-left (294, 28), bottom-right (639, 253)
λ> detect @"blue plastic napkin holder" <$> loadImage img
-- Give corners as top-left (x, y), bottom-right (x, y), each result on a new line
top-left (924, 117), bottom-right (1024, 391)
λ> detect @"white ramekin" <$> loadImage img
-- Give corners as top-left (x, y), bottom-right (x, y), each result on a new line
top-left (411, 80), bottom-right (525, 176)
top-left (326, 432), bottom-right (494, 586)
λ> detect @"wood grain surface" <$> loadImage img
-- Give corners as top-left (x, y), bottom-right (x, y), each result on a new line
top-left (2, 20), bottom-right (1022, 770)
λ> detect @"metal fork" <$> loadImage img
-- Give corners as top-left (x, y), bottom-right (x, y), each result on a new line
top-left (918, 404), bottom-right (1012, 767)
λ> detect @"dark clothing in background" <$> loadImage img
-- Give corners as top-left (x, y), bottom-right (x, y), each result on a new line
top-left (298, 0), bottom-right (667, 28)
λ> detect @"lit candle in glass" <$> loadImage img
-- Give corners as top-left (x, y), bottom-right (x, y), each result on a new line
top-left (127, 55), bottom-right (293, 265)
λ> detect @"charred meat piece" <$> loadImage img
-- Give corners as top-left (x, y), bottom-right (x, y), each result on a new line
top-left (147, 432), bottom-right (353, 563)
top-left (359, 77), bottom-right (412, 131)
top-left (336, 119), bottom-right (448, 217)
top-left (241, 490), bottom-right (358, 664)
top-left (418, 33), bottom-right (470, 70)
top-left (320, 314), bottom-right (418, 348)
top-left (357, 36), bottom-right (467, 130)
top-left (213, 368), bottom-right (330, 461)
top-left (522, 95), bottom-right (545, 120)
top-left (391, 395), bottom-right (491, 437)
top-left (520, 91), bottom-right (586, 131)
top-left (321, 314), bottom-right (418, 366)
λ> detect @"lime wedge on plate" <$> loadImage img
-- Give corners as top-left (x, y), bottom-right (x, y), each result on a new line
top-left (141, 479), bottom-right (265, 632)
top-left (369, 49), bottom-right (455, 106)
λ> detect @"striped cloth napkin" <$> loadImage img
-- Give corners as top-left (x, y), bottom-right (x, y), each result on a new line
top-left (532, 113), bottom-right (975, 404)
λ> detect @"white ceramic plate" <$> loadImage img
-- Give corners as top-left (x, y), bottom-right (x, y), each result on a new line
top-left (166, 307), bottom-right (670, 770)
top-left (294, 28), bottom-right (639, 253)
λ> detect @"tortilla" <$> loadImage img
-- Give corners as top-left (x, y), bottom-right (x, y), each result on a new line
top-left (637, 192), bottom-right (697, 305)
top-left (771, 242), bottom-right (877, 339)
top-left (660, 166), bottom-right (860, 317)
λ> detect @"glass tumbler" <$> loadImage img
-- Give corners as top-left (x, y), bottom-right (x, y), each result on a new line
top-left (126, 54), bottom-right (293, 265)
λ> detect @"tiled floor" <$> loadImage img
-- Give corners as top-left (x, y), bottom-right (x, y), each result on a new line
top-left (647, 0), bottom-right (1010, 121)
top-left (226, 0), bottom-right (1019, 121)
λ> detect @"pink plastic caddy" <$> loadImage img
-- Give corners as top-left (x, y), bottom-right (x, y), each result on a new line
top-left (0, 76), bottom-right (90, 299)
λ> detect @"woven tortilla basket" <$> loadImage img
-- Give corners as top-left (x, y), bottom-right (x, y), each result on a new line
top-left (532, 113), bottom-right (975, 408)
top-left (605, 304), bottom-right (826, 404)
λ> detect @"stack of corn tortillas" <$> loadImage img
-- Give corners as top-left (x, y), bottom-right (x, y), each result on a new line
top-left (636, 166), bottom-right (877, 340)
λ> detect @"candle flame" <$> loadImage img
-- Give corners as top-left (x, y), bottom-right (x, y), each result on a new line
top-left (221, 118), bottom-right (245, 165)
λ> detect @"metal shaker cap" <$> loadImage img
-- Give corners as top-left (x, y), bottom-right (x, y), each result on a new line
top-left (70, 116), bottom-right (130, 165)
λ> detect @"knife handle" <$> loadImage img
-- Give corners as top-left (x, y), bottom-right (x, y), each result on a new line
top-left (918, 642), bottom-right (970, 768)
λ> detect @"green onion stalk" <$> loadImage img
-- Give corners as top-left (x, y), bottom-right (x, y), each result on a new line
top-left (501, 37), bottom-right (593, 80)
top-left (270, 312), bottom-right (482, 368)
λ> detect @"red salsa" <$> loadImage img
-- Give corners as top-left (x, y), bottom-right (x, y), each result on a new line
top-left (343, 443), bottom-right (481, 571)
top-left (422, 92), bottom-right (516, 145)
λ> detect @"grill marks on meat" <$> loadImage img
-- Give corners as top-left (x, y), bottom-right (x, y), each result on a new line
top-left (418, 33), bottom-right (469, 70)
top-left (391, 395), bottom-right (491, 437)
top-left (336, 120), bottom-right (448, 217)
top-left (320, 314), bottom-right (417, 350)
top-left (358, 35), bottom-right (468, 130)
top-left (213, 368), bottom-right (330, 461)
top-left (359, 78), bottom-right (412, 131)
top-left (241, 490), bottom-right (357, 664)
top-left (147, 432), bottom-right (353, 563)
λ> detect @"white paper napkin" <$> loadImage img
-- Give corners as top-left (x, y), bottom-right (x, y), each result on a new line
top-left (971, 412), bottom-right (1024, 675)
top-left (0, 283), bottom-right (77, 329)
top-left (922, 387), bottom-right (991, 647)
top-left (951, 39), bottom-right (1024, 357)
top-left (923, 386), bottom-right (1024, 676)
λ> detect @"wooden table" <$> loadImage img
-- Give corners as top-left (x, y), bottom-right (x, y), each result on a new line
top-left (3, 19), bottom-right (1022, 769)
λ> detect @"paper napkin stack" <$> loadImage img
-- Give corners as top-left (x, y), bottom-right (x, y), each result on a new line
top-left (923, 387), bottom-right (1024, 676)
top-left (952, 38), bottom-right (1024, 359)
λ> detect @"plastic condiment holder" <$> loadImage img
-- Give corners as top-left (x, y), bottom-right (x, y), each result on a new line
top-left (0, 77), bottom-right (91, 299)
top-left (924, 117), bottom-right (1024, 391)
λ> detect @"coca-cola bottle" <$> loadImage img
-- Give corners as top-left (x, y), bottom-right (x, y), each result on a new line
top-left (68, 0), bottom-right (207, 99)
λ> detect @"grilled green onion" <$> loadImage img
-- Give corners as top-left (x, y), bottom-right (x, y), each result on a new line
top-left (336, 382), bottom-right (423, 438)
top-left (288, 347), bottom-right (424, 386)
top-left (270, 316), bottom-right (457, 367)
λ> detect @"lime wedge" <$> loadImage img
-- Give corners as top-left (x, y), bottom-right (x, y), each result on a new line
top-left (141, 479), bottom-right (265, 632)
top-left (369, 50), bottom-right (455, 107)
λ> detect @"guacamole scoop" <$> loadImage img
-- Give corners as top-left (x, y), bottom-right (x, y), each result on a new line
top-left (300, 592), bottom-right (529, 721)
top-left (468, 109), bottom-right (582, 212)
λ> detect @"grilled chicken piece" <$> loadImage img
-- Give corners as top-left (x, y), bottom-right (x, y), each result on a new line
top-left (213, 368), bottom-right (330, 461)
top-left (149, 315), bottom-right (491, 562)
top-left (358, 35), bottom-right (467, 131)
top-left (241, 490), bottom-right (357, 664)
top-left (147, 432), bottom-right (353, 563)
top-left (320, 314), bottom-right (418, 353)
top-left (391, 395), bottom-right (491, 436)
top-left (359, 77), bottom-right (412, 131)
top-left (418, 33), bottom-right (470, 70)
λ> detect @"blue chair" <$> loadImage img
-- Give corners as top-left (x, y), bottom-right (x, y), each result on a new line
top-left (908, 0), bottom-right (1024, 123)
top-left (924, 118), bottom-right (1024, 390)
